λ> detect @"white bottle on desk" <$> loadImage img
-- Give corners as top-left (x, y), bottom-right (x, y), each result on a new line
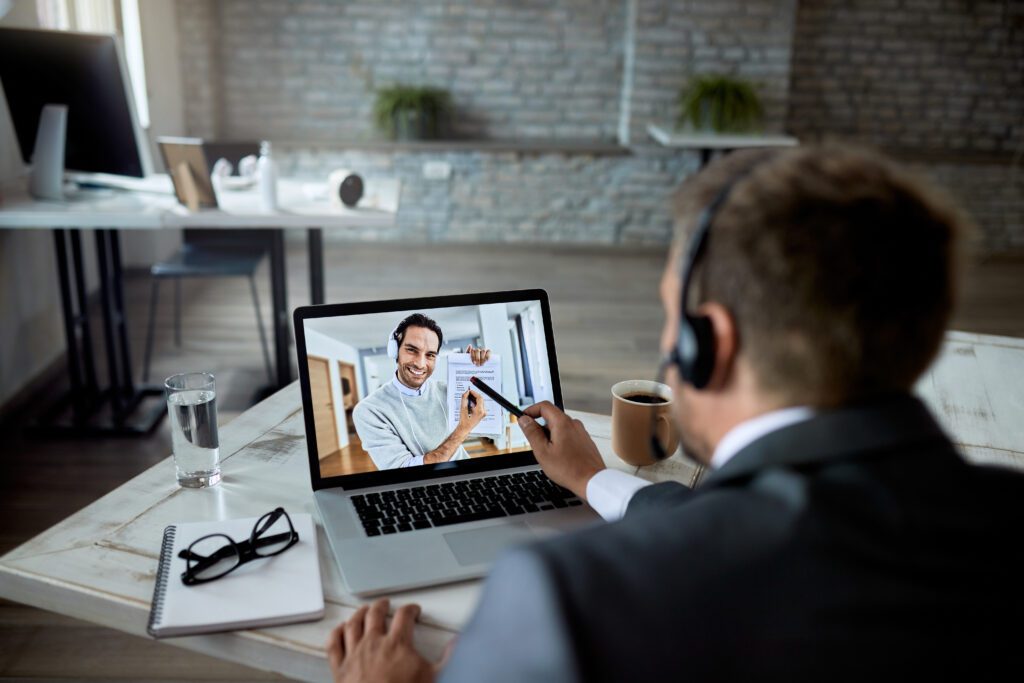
top-left (257, 140), bottom-right (278, 211)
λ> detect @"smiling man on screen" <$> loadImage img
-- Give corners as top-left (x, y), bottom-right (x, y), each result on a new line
top-left (352, 313), bottom-right (490, 470)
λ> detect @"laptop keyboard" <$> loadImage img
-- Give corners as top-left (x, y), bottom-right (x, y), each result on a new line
top-left (352, 470), bottom-right (584, 536)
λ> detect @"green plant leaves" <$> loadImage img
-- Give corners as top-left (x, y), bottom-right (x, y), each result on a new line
top-left (677, 75), bottom-right (764, 133)
top-left (373, 85), bottom-right (452, 139)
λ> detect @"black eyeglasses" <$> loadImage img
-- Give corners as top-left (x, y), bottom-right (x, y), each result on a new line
top-left (178, 507), bottom-right (299, 586)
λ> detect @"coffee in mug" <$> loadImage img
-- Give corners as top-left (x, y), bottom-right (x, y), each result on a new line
top-left (621, 392), bottom-right (667, 405)
top-left (611, 380), bottom-right (679, 466)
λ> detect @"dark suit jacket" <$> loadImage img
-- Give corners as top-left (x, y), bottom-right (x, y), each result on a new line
top-left (440, 395), bottom-right (1024, 682)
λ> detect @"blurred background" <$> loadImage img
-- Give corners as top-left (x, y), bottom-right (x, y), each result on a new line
top-left (0, 0), bottom-right (1021, 679)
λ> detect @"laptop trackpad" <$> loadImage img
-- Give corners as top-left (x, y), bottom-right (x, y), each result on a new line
top-left (444, 522), bottom-right (534, 567)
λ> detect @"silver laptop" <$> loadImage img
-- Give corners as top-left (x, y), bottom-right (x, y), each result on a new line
top-left (294, 289), bottom-right (600, 595)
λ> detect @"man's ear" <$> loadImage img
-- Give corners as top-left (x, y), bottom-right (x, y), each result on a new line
top-left (696, 302), bottom-right (738, 391)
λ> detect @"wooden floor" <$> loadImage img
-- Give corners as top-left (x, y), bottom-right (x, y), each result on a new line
top-left (1, 240), bottom-right (1022, 681)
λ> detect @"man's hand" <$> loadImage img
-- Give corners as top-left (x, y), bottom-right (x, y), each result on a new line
top-left (464, 344), bottom-right (491, 366)
top-left (327, 599), bottom-right (444, 683)
top-left (457, 388), bottom-right (487, 433)
top-left (518, 401), bottom-right (605, 500)
top-left (423, 389), bottom-right (488, 463)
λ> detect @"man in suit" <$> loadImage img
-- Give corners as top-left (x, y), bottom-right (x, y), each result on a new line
top-left (326, 146), bottom-right (1024, 682)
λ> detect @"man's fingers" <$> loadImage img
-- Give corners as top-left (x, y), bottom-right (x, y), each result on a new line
top-left (389, 603), bottom-right (421, 642)
top-left (326, 622), bottom-right (345, 671)
top-left (522, 400), bottom-right (550, 418)
top-left (343, 605), bottom-right (368, 653)
top-left (518, 414), bottom-right (549, 446)
top-left (365, 598), bottom-right (390, 634)
top-left (523, 401), bottom-right (566, 425)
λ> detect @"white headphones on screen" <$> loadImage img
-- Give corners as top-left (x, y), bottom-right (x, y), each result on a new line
top-left (386, 326), bottom-right (400, 361)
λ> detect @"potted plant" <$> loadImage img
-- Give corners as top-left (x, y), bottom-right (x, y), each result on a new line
top-left (373, 85), bottom-right (452, 141)
top-left (676, 75), bottom-right (763, 133)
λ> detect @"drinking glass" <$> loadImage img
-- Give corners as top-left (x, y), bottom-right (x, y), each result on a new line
top-left (165, 372), bottom-right (221, 488)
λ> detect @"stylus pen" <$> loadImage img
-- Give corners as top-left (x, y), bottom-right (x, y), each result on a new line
top-left (469, 376), bottom-right (550, 437)
top-left (469, 376), bottom-right (524, 418)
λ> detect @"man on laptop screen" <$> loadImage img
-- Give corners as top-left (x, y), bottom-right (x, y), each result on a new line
top-left (303, 302), bottom-right (552, 479)
top-left (352, 313), bottom-right (490, 469)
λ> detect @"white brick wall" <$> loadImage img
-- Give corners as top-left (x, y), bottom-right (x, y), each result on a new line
top-left (180, 0), bottom-right (627, 142)
top-left (788, 0), bottom-right (1023, 154)
top-left (174, 0), bottom-right (1022, 249)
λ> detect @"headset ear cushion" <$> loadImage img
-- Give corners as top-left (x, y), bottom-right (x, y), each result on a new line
top-left (680, 314), bottom-right (716, 389)
top-left (387, 335), bottom-right (398, 361)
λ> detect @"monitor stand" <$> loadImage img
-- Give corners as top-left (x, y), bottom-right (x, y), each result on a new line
top-left (28, 103), bottom-right (67, 201)
top-left (27, 103), bottom-right (173, 200)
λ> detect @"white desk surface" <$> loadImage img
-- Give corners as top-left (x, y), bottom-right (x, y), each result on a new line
top-left (647, 123), bottom-right (799, 149)
top-left (0, 177), bottom-right (395, 230)
top-left (1, 330), bottom-right (1021, 682)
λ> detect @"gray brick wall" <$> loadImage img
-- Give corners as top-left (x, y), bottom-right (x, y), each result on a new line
top-left (180, 0), bottom-right (626, 142)
top-left (173, 0), bottom-right (796, 245)
top-left (174, 0), bottom-right (1021, 249)
top-left (788, 0), bottom-right (1024, 153)
top-left (628, 0), bottom-right (798, 145)
top-left (177, 0), bottom-right (221, 140)
top-left (276, 145), bottom-right (697, 245)
top-left (913, 160), bottom-right (1024, 250)
top-left (177, 0), bottom-right (799, 146)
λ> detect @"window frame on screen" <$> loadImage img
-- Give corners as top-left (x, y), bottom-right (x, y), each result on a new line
top-left (294, 289), bottom-right (562, 491)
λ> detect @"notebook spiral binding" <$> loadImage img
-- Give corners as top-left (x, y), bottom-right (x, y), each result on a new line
top-left (147, 525), bottom-right (177, 637)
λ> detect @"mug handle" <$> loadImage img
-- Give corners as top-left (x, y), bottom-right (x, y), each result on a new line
top-left (655, 413), bottom-right (678, 457)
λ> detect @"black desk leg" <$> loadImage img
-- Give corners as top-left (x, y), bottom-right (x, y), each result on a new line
top-left (69, 231), bottom-right (99, 397)
top-left (269, 228), bottom-right (292, 388)
top-left (52, 230), bottom-right (83, 408)
top-left (34, 229), bottom-right (165, 437)
top-left (308, 228), bottom-right (324, 306)
top-left (700, 148), bottom-right (713, 168)
top-left (109, 230), bottom-right (136, 397)
top-left (95, 230), bottom-right (126, 415)
top-left (52, 230), bottom-right (93, 422)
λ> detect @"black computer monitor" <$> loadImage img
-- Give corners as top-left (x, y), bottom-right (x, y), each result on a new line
top-left (0, 27), bottom-right (152, 179)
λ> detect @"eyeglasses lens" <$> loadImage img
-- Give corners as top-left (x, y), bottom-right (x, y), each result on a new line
top-left (188, 534), bottom-right (240, 581)
top-left (253, 511), bottom-right (294, 557)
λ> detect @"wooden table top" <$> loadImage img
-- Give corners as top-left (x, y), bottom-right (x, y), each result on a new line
top-left (1, 330), bottom-right (1020, 682)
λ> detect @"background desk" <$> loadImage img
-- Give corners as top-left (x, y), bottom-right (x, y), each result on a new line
top-left (646, 124), bottom-right (799, 167)
top-left (0, 178), bottom-right (395, 435)
top-left (0, 331), bottom-right (1020, 681)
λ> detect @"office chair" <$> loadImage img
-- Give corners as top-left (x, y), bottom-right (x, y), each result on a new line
top-left (141, 227), bottom-right (274, 383)
top-left (141, 139), bottom-right (274, 384)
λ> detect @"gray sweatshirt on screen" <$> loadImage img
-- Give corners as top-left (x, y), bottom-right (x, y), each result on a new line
top-left (352, 379), bottom-right (469, 470)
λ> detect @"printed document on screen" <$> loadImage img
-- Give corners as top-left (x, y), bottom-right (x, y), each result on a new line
top-left (446, 353), bottom-right (503, 436)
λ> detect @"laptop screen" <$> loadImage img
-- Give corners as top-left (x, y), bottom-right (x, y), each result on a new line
top-left (295, 290), bottom-right (560, 490)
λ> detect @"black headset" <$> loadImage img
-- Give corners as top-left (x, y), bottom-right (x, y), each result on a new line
top-left (650, 165), bottom-right (760, 460)
top-left (668, 175), bottom-right (747, 388)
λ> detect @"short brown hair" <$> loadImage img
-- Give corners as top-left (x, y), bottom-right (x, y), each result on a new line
top-left (673, 146), bottom-right (969, 407)
top-left (395, 313), bottom-right (444, 352)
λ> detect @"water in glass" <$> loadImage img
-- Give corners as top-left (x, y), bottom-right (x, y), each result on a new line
top-left (168, 388), bottom-right (221, 487)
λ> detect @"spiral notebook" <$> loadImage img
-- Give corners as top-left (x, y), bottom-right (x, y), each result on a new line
top-left (147, 513), bottom-right (325, 638)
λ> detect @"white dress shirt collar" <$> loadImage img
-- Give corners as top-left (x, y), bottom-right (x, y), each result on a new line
top-left (710, 406), bottom-right (815, 470)
top-left (586, 406), bottom-right (817, 523)
top-left (392, 374), bottom-right (426, 397)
